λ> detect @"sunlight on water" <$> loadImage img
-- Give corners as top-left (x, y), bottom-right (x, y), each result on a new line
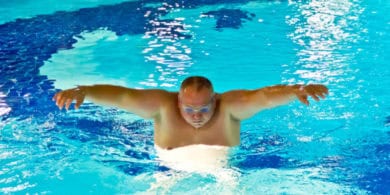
top-left (282, 0), bottom-right (376, 127)
top-left (285, 0), bottom-right (364, 84)
top-left (0, 92), bottom-right (11, 117)
top-left (141, 17), bottom-right (193, 87)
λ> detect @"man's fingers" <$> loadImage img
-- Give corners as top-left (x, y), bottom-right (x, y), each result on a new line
top-left (315, 85), bottom-right (329, 95)
top-left (75, 98), bottom-right (84, 109)
top-left (318, 93), bottom-right (326, 99)
top-left (52, 93), bottom-right (58, 101)
top-left (296, 84), bottom-right (328, 106)
top-left (53, 88), bottom-right (85, 110)
top-left (297, 94), bottom-right (309, 106)
top-left (305, 85), bottom-right (329, 101)
top-left (321, 86), bottom-right (329, 94)
top-left (65, 99), bottom-right (73, 110)
top-left (58, 95), bottom-right (69, 110)
top-left (311, 94), bottom-right (320, 101)
top-left (54, 92), bottom-right (63, 104)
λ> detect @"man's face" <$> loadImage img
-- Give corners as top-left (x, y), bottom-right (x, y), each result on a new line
top-left (178, 86), bottom-right (215, 129)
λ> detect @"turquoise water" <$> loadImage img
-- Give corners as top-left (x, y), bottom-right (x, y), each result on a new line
top-left (0, 0), bottom-right (389, 194)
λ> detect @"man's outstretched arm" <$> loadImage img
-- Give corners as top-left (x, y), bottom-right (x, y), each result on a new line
top-left (52, 85), bottom-right (170, 119)
top-left (223, 84), bottom-right (329, 120)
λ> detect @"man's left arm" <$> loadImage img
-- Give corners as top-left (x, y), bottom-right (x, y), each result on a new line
top-left (223, 84), bottom-right (328, 120)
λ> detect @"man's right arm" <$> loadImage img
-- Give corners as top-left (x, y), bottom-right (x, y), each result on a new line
top-left (222, 84), bottom-right (328, 120)
top-left (52, 84), bottom-right (169, 119)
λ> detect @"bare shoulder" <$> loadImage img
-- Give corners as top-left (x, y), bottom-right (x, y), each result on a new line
top-left (148, 90), bottom-right (178, 105)
top-left (160, 90), bottom-right (177, 98)
top-left (220, 89), bottom-right (250, 104)
top-left (120, 89), bottom-right (177, 119)
top-left (219, 89), bottom-right (259, 120)
top-left (218, 89), bottom-right (252, 112)
top-left (132, 88), bottom-right (173, 98)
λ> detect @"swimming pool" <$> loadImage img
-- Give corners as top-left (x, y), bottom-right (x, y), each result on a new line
top-left (1, 0), bottom-right (389, 194)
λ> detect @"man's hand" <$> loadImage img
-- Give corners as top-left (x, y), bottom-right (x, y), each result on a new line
top-left (52, 87), bottom-right (86, 110)
top-left (295, 84), bottom-right (329, 105)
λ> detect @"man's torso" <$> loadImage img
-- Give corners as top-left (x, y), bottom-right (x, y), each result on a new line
top-left (154, 93), bottom-right (240, 149)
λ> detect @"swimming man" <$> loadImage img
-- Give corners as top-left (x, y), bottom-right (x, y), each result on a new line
top-left (53, 76), bottom-right (328, 150)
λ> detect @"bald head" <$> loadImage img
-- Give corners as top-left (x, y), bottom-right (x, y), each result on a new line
top-left (180, 76), bottom-right (213, 92)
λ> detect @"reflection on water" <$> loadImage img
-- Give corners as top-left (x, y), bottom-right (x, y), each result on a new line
top-left (141, 17), bottom-right (193, 88)
top-left (285, 0), bottom-right (364, 84)
top-left (284, 0), bottom-right (368, 122)
top-left (281, 2), bottom-right (388, 193)
top-left (0, 92), bottom-right (11, 117)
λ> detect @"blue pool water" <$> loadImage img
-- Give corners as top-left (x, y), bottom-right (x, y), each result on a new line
top-left (1, 0), bottom-right (389, 194)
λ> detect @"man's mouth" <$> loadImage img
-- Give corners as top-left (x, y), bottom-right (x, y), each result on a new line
top-left (192, 121), bottom-right (203, 127)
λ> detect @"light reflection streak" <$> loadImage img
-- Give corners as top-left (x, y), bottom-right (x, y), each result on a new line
top-left (140, 4), bottom-right (193, 88)
top-left (0, 92), bottom-right (11, 117)
top-left (285, 0), bottom-right (364, 84)
top-left (285, 0), bottom-right (365, 121)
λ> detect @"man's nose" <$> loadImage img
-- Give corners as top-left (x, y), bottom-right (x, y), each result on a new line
top-left (192, 112), bottom-right (202, 119)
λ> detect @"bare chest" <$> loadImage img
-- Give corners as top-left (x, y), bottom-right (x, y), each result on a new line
top-left (154, 109), bottom-right (240, 149)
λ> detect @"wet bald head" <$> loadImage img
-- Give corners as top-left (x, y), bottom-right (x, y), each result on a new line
top-left (180, 76), bottom-right (213, 92)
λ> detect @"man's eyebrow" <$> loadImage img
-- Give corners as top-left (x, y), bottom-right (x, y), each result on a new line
top-left (182, 96), bottom-right (214, 107)
top-left (182, 103), bottom-right (210, 108)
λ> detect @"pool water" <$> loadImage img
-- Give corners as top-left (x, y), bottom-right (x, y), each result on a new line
top-left (1, 0), bottom-right (389, 194)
